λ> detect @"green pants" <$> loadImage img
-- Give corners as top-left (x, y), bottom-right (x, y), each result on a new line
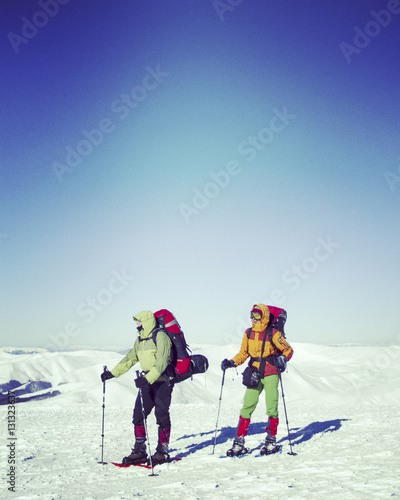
top-left (240, 374), bottom-right (279, 420)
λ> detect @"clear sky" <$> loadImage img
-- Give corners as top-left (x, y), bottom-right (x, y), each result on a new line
top-left (1, 0), bottom-right (400, 350)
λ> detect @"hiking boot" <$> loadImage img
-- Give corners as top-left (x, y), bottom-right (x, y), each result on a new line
top-left (122, 442), bottom-right (147, 465)
top-left (150, 444), bottom-right (170, 465)
top-left (226, 436), bottom-right (249, 457)
top-left (260, 435), bottom-right (279, 455)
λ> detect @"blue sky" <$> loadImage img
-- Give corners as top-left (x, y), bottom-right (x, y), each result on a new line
top-left (1, 0), bottom-right (399, 350)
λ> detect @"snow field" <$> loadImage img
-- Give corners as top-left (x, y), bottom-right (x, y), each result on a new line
top-left (3, 402), bottom-right (399, 499)
top-left (1, 343), bottom-right (400, 499)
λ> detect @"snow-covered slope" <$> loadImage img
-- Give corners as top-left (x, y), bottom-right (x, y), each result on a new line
top-left (2, 343), bottom-right (399, 406)
top-left (1, 343), bottom-right (399, 499)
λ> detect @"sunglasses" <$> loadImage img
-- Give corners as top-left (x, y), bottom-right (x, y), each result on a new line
top-left (250, 312), bottom-right (262, 320)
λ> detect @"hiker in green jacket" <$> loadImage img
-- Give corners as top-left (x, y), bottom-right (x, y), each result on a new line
top-left (101, 310), bottom-right (173, 465)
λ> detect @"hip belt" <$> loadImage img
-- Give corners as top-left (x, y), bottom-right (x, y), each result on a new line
top-left (250, 355), bottom-right (277, 365)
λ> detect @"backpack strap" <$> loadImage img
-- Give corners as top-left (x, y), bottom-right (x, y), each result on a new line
top-left (258, 326), bottom-right (273, 377)
top-left (268, 328), bottom-right (278, 354)
top-left (138, 328), bottom-right (174, 386)
top-left (138, 327), bottom-right (163, 344)
top-left (248, 326), bottom-right (273, 375)
top-left (247, 326), bottom-right (279, 351)
top-left (153, 328), bottom-right (176, 383)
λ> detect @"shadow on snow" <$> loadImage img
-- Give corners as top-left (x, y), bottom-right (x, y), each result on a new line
top-left (280, 418), bottom-right (350, 446)
top-left (0, 379), bottom-right (60, 404)
top-left (171, 418), bottom-right (350, 458)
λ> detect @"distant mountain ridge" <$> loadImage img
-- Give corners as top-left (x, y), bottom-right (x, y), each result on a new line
top-left (1, 343), bottom-right (399, 406)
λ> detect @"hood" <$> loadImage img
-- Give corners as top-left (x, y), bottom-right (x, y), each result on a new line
top-left (133, 310), bottom-right (156, 339)
top-left (251, 303), bottom-right (270, 333)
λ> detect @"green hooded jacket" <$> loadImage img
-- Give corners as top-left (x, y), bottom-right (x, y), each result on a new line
top-left (110, 310), bottom-right (172, 384)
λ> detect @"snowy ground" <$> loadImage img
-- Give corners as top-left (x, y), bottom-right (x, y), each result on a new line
top-left (1, 343), bottom-right (400, 499)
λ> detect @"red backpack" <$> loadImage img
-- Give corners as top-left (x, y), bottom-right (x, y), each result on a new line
top-left (268, 306), bottom-right (287, 335)
top-left (153, 309), bottom-right (208, 383)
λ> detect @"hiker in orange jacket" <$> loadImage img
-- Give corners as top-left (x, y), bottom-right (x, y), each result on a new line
top-left (221, 303), bottom-right (293, 456)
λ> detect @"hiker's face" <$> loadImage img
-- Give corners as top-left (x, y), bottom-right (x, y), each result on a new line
top-left (250, 312), bottom-right (262, 324)
top-left (135, 320), bottom-right (142, 327)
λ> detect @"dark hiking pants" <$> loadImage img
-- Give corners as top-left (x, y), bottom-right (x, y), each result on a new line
top-left (133, 380), bottom-right (174, 429)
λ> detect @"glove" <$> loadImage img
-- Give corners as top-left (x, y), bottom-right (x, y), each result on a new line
top-left (101, 370), bottom-right (114, 383)
top-left (221, 359), bottom-right (236, 371)
top-left (276, 355), bottom-right (287, 373)
top-left (135, 375), bottom-right (148, 389)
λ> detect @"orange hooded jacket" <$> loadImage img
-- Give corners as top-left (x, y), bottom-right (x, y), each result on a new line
top-left (232, 304), bottom-right (293, 377)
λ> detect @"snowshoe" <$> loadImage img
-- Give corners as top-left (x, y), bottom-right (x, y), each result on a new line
top-left (150, 444), bottom-right (170, 465)
top-left (150, 451), bottom-right (170, 465)
top-left (260, 435), bottom-right (281, 455)
top-left (122, 444), bottom-right (147, 465)
top-left (226, 436), bottom-right (249, 457)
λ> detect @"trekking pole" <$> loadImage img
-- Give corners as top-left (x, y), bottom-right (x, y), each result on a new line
top-left (212, 370), bottom-right (226, 454)
top-left (98, 366), bottom-right (107, 464)
top-left (136, 370), bottom-right (157, 476)
top-left (278, 371), bottom-right (297, 456)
